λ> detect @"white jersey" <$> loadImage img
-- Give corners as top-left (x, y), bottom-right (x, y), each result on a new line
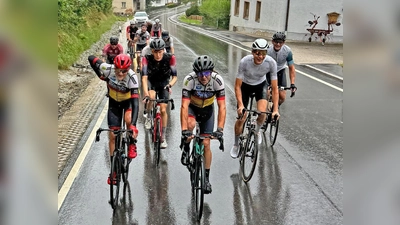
top-left (237, 55), bottom-right (277, 85)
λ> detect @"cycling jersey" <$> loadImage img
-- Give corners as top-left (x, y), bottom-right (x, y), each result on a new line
top-left (162, 37), bottom-right (173, 53)
top-left (98, 63), bottom-right (139, 102)
top-left (142, 53), bottom-right (177, 87)
top-left (102, 44), bottom-right (123, 60)
top-left (237, 55), bottom-right (277, 85)
top-left (267, 45), bottom-right (294, 72)
top-left (126, 25), bottom-right (138, 40)
top-left (135, 30), bottom-right (150, 45)
top-left (182, 72), bottom-right (225, 108)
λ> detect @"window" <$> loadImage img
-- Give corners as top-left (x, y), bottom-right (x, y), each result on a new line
top-left (255, 1), bottom-right (261, 22)
top-left (243, 1), bottom-right (249, 20)
top-left (234, 0), bottom-right (240, 16)
top-left (122, 2), bottom-right (126, 9)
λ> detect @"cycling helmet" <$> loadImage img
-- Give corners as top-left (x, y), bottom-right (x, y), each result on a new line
top-left (161, 30), bottom-right (169, 37)
top-left (252, 38), bottom-right (269, 50)
top-left (192, 55), bottom-right (215, 72)
top-left (155, 19), bottom-right (160, 23)
top-left (114, 54), bottom-right (132, 69)
top-left (150, 38), bottom-right (165, 50)
top-left (272, 32), bottom-right (286, 41)
top-left (110, 36), bottom-right (119, 45)
top-left (130, 20), bottom-right (135, 25)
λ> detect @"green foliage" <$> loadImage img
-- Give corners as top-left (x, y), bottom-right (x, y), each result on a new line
top-left (185, 5), bottom-right (200, 17)
top-left (178, 15), bottom-right (202, 25)
top-left (199, 0), bottom-right (230, 29)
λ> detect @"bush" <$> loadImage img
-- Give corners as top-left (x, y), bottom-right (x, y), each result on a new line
top-left (185, 5), bottom-right (200, 17)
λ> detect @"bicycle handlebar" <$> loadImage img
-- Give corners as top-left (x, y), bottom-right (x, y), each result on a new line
top-left (145, 98), bottom-right (175, 110)
top-left (95, 128), bottom-right (137, 143)
top-left (180, 134), bottom-right (224, 152)
top-left (269, 86), bottom-right (296, 97)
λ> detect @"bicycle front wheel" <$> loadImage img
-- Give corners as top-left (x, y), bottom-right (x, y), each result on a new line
top-left (110, 153), bottom-right (121, 209)
top-left (269, 119), bottom-right (280, 146)
top-left (153, 119), bottom-right (161, 166)
top-left (194, 156), bottom-right (205, 221)
top-left (240, 131), bottom-right (258, 183)
top-left (122, 140), bottom-right (131, 183)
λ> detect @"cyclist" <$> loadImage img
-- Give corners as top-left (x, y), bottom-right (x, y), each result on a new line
top-left (126, 21), bottom-right (139, 55)
top-left (267, 32), bottom-right (297, 106)
top-left (102, 36), bottom-right (124, 64)
top-left (180, 55), bottom-right (226, 194)
top-left (134, 23), bottom-right (150, 73)
top-left (161, 30), bottom-right (174, 54)
top-left (151, 19), bottom-right (162, 38)
top-left (146, 20), bottom-right (153, 34)
top-left (142, 38), bottom-right (177, 149)
top-left (87, 54), bottom-right (140, 184)
top-left (230, 38), bottom-right (280, 158)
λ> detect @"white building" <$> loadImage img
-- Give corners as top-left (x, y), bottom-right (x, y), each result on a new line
top-left (151, 0), bottom-right (178, 7)
top-left (229, 0), bottom-right (343, 43)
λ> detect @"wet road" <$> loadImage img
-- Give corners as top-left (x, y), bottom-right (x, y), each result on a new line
top-left (58, 7), bottom-right (343, 225)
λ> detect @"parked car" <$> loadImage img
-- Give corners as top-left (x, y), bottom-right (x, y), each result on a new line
top-left (133, 11), bottom-right (149, 25)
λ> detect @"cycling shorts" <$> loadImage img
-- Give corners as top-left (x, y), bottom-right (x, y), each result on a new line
top-left (240, 81), bottom-right (268, 109)
top-left (267, 69), bottom-right (287, 87)
top-left (147, 80), bottom-right (170, 100)
top-left (108, 98), bottom-right (132, 128)
top-left (188, 104), bottom-right (214, 134)
top-left (136, 43), bottom-right (146, 52)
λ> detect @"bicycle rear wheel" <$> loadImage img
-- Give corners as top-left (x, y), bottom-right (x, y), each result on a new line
top-left (269, 119), bottom-right (280, 146)
top-left (194, 156), bottom-right (205, 221)
top-left (110, 153), bottom-right (121, 209)
top-left (153, 119), bottom-right (161, 166)
top-left (240, 131), bottom-right (258, 183)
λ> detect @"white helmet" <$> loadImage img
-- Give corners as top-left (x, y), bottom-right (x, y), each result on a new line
top-left (252, 39), bottom-right (269, 50)
top-left (155, 19), bottom-right (160, 23)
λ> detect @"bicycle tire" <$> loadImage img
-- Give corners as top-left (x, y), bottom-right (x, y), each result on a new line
top-left (194, 155), bottom-right (205, 221)
top-left (110, 153), bottom-right (121, 209)
top-left (122, 138), bottom-right (131, 183)
top-left (269, 119), bottom-right (280, 146)
top-left (240, 131), bottom-right (258, 182)
top-left (154, 119), bottom-right (161, 166)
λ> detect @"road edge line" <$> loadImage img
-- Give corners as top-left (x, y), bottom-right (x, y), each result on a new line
top-left (305, 65), bottom-right (343, 81)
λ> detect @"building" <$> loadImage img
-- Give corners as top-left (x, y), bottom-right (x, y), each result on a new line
top-left (229, 0), bottom-right (343, 43)
top-left (112, 0), bottom-right (146, 15)
top-left (150, 0), bottom-right (178, 7)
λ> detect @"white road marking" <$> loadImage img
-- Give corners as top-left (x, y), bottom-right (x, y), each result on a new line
top-left (58, 101), bottom-right (108, 211)
top-left (296, 70), bottom-right (343, 92)
top-left (305, 65), bottom-right (343, 81)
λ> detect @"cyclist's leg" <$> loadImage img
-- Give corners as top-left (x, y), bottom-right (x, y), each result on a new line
top-left (255, 81), bottom-right (268, 125)
top-left (278, 69), bottom-right (287, 105)
top-left (181, 108), bottom-right (196, 165)
top-left (158, 86), bottom-right (170, 141)
top-left (234, 83), bottom-right (250, 136)
top-left (108, 100), bottom-right (122, 158)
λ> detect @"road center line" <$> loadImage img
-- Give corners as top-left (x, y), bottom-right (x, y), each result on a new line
top-left (58, 101), bottom-right (108, 211)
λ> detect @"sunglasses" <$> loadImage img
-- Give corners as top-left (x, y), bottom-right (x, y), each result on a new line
top-left (253, 50), bottom-right (267, 56)
top-left (273, 40), bottom-right (284, 44)
top-left (116, 69), bottom-right (129, 74)
top-left (197, 70), bottom-right (212, 77)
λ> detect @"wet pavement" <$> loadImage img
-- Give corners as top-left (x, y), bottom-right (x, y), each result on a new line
top-left (58, 6), bottom-right (343, 225)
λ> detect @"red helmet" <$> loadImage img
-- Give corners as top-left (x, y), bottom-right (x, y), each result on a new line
top-left (113, 54), bottom-right (132, 69)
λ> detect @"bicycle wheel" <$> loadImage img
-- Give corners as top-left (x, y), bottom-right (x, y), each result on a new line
top-left (122, 138), bottom-right (131, 183)
top-left (269, 119), bottom-right (280, 146)
top-left (240, 131), bottom-right (258, 182)
top-left (153, 119), bottom-right (161, 166)
top-left (110, 153), bottom-right (121, 209)
top-left (194, 156), bottom-right (205, 221)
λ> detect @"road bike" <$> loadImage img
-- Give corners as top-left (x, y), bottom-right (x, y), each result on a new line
top-left (237, 93), bottom-right (269, 183)
top-left (261, 86), bottom-right (294, 146)
top-left (127, 40), bottom-right (136, 63)
top-left (180, 122), bottom-right (224, 221)
top-left (95, 109), bottom-right (135, 210)
top-left (145, 97), bottom-right (174, 166)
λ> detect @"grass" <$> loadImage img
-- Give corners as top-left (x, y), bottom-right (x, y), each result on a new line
top-left (178, 15), bottom-right (202, 25)
top-left (58, 13), bottom-right (124, 69)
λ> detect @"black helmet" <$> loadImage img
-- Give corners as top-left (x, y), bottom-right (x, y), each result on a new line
top-left (161, 30), bottom-right (169, 37)
top-left (192, 55), bottom-right (214, 72)
top-left (272, 32), bottom-right (286, 41)
top-left (110, 36), bottom-right (119, 45)
top-left (150, 38), bottom-right (165, 50)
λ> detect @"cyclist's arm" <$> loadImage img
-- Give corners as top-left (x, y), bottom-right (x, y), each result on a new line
top-left (287, 52), bottom-right (295, 84)
top-left (181, 75), bottom-right (192, 130)
top-left (130, 92), bottom-right (139, 126)
top-left (170, 38), bottom-right (174, 54)
top-left (215, 74), bottom-right (226, 129)
top-left (234, 78), bottom-right (244, 108)
top-left (126, 27), bottom-right (130, 40)
top-left (168, 55), bottom-right (178, 87)
top-left (88, 55), bottom-right (106, 79)
top-left (269, 59), bottom-right (279, 112)
top-left (141, 57), bottom-right (149, 97)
